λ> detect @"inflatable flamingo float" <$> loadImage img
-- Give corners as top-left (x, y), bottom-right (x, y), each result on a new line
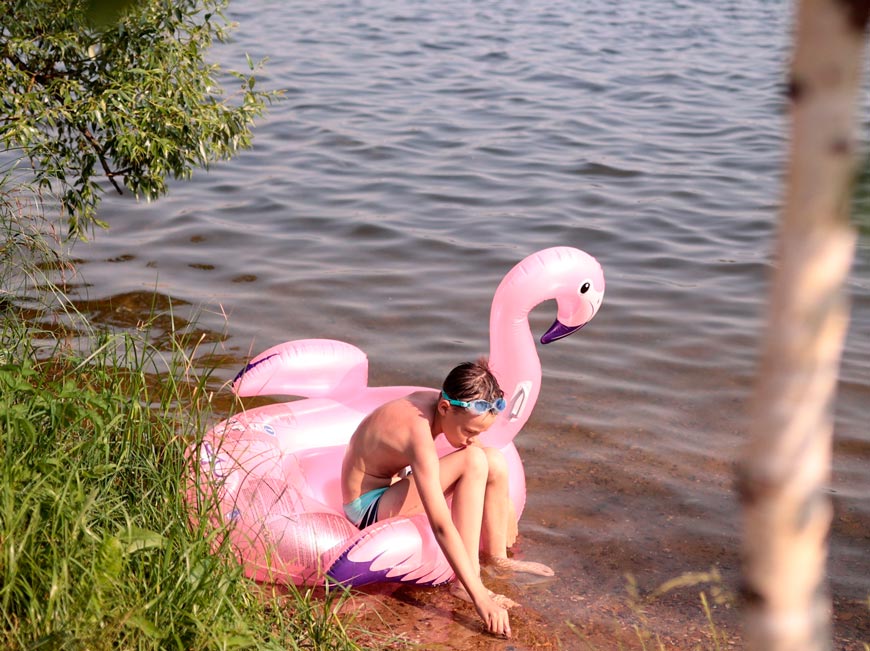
top-left (187, 246), bottom-right (604, 587)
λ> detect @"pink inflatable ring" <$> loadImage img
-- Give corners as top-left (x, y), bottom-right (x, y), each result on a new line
top-left (186, 246), bottom-right (604, 586)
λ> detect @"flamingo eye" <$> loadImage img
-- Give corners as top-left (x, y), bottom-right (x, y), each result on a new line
top-left (579, 281), bottom-right (591, 294)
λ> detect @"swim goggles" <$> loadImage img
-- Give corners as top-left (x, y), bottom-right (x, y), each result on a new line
top-left (441, 390), bottom-right (507, 415)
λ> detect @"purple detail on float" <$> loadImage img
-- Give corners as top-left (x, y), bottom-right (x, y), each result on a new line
top-left (540, 318), bottom-right (585, 344)
top-left (233, 353), bottom-right (279, 384)
top-left (327, 551), bottom-right (405, 586)
top-left (199, 441), bottom-right (229, 478)
top-left (326, 550), bottom-right (449, 587)
top-left (324, 515), bottom-right (453, 587)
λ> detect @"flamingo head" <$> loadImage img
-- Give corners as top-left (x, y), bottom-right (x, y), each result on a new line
top-left (540, 254), bottom-right (605, 344)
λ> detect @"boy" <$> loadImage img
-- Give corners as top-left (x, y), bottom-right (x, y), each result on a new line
top-left (340, 359), bottom-right (553, 638)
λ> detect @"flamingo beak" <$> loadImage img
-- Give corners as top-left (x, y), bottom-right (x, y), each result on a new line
top-left (540, 319), bottom-right (586, 344)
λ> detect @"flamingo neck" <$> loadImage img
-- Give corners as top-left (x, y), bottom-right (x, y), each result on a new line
top-left (488, 284), bottom-right (543, 431)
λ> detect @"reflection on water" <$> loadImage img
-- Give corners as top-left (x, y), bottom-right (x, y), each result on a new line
top-left (67, 0), bottom-right (869, 646)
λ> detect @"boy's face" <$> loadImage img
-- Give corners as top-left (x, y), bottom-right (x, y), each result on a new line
top-left (439, 401), bottom-right (497, 448)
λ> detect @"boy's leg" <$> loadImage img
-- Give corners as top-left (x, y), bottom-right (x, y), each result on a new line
top-left (480, 447), bottom-right (555, 577)
top-left (377, 445), bottom-right (489, 576)
top-left (480, 446), bottom-right (512, 557)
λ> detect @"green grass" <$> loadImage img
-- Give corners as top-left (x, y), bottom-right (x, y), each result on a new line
top-left (0, 172), bottom-right (407, 650)
top-left (0, 178), bottom-right (381, 649)
top-left (0, 313), bottom-right (399, 650)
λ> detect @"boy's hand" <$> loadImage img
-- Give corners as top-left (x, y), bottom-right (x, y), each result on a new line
top-left (474, 594), bottom-right (511, 638)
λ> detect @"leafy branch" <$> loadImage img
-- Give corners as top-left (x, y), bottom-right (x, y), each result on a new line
top-left (0, 0), bottom-right (279, 239)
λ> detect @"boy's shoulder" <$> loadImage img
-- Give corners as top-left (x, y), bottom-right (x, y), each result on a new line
top-left (384, 390), bottom-right (437, 417)
top-left (375, 392), bottom-right (436, 442)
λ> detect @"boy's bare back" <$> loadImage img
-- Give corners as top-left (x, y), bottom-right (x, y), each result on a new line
top-left (340, 391), bottom-right (438, 502)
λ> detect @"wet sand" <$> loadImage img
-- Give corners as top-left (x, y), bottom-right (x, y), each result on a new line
top-left (344, 566), bottom-right (867, 651)
top-left (342, 570), bottom-right (742, 650)
top-left (338, 536), bottom-right (746, 651)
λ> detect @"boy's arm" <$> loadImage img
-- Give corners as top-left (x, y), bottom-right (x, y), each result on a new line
top-left (408, 432), bottom-right (511, 637)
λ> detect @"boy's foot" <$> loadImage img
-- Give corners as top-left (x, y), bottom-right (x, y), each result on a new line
top-left (486, 556), bottom-right (555, 577)
top-left (489, 591), bottom-right (519, 609)
top-left (449, 582), bottom-right (519, 609)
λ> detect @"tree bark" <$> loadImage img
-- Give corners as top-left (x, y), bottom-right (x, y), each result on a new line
top-left (739, 1), bottom-right (865, 649)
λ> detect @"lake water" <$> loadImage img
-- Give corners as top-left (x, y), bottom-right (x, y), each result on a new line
top-left (70, 0), bottom-right (868, 647)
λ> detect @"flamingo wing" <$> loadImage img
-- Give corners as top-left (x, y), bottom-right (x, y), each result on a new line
top-left (233, 339), bottom-right (369, 400)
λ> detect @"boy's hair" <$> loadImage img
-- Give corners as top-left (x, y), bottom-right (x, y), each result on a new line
top-left (441, 358), bottom-right (504, 404)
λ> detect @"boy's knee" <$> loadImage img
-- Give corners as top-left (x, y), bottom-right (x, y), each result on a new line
top-left (483, 447), bottom-right (508, 481)
top-left (463, 445), bottom-right (489, 477)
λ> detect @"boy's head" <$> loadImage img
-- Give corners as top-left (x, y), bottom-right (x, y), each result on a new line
top-left (438, 358), bottom-right (504, 448)
top-left (441, 358), bottom-right (505, 415)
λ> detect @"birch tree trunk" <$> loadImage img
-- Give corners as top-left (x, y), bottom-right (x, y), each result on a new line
top-left (739, 1), bottom-right (866, 649)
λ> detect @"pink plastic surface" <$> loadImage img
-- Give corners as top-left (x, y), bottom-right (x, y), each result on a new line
top-left (186, 247), bottom-right (604, 586)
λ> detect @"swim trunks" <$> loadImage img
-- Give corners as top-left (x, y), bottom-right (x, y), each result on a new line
top-left (343, 486), bottom-right (389, 529)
